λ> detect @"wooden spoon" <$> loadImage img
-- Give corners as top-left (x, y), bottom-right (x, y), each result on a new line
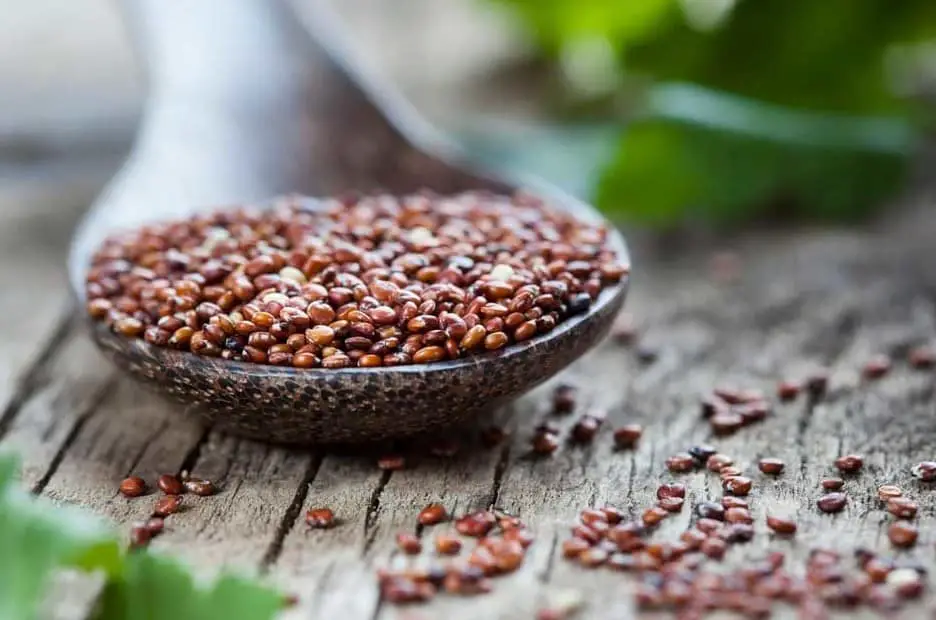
top-left (68, 0), bottom-right (630, 444)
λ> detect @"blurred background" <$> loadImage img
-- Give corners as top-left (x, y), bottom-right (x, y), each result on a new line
top-left (2, 0), bottom-right (936, 231)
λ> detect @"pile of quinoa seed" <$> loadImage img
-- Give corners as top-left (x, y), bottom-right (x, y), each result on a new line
top-left (85, 191), bottom-right (627, 369)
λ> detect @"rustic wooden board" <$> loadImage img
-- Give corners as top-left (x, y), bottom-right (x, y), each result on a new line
top-left (5, 172), bottom-right (936, 620)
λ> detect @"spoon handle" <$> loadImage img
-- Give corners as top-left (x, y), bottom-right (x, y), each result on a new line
top-left (120, 0), bottom-right (498, 196)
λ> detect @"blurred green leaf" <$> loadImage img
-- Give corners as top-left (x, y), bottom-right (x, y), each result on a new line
top-left (0, 456), bottom-right (120, 620)
top-left (97, 554), bottom-right (283, 620)
top-left (624, 0), bottom-right (936, 114)
top-left (487, 0), bottom-right (935, 226)
top-left (0, 454), bottom-right (283, 620)
top-left (491, 0), bottom-right (676, 54)
top-left (596, 102), bottom-right (911, 225)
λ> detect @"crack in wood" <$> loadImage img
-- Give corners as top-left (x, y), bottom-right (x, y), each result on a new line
top-left (31, 376), bottom-right (118, 495)
top-left (112, 418), bottom-right (171, 497)
top-left (0, 313), bottom-right (76, 441)
top-left (538, 530), bottom-right (559, 583)
top-left (177, 424), bottom-right (212, 477)
top-left (487, 440), bottom-right (511, 509)
top-left (362, 470), bottom-right (392, 556)
top-left (260, 454), bottom-right (322, 571)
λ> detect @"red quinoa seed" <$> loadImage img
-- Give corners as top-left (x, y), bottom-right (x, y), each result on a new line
top-left (119, 476), bottom-right (146, 498)
top-left (86, 192), bottom-right (626, 369)
top-left (817, 493), bottom-right (847, 514)
top-left (758, 458), bottom-right (785, 475)
top-left (834, 454), bottom-right (863, 474)
top-left (396, 533), bottom-right (422, 555)
top-left (613, 424), bottom-right (642, 449)
top-left (306, 507), bottom-right (335, 529)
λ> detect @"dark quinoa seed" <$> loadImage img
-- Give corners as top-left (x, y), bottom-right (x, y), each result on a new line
top-left (612, 424), bottom-right (642, 449)
top-left (552, 384), bottom-right (577, 414)
top-left (571, 415), bottom-right (602, 443)
top-left (531, 431), bottom-right (560, 455)
top-left (776, 380), bottom-right (801, 401)
top-left (85, 192), bottom-right (626, 369)
top-left (862, 354), bottom-right (892, 379)
top-left (911, 461), bottom-right (936, 482)
top-left (817, 493), bottom-right (847, 513)
top-left (696, 502), bottom-right (726, 521)
top-left (480, 425), bottom-right (507, 447)
top-left (805, 370), bottom-right (829, 396)
top-left (834, 454), bottom-right (864, 474)
top-left (908, 346), bottom-right (936, 369)
top-left (688, 445), bottom-right (717, 464)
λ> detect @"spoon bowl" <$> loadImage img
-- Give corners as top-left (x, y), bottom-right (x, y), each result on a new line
top-left (71, 0), bottom-right (630, 444)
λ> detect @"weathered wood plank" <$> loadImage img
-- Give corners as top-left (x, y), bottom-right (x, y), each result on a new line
top-left (38, 377), bottom-right (202, 515)
top-left (147, 433), bottom-right (318, 575)
top-left (0, 324), bottom-right (114, 489)
top-left (0, 207), bottom-right (78, 434)
top-left (11, 178), bottom-right (936, 620)
top-left (275, 455), bottom-right (386, 619)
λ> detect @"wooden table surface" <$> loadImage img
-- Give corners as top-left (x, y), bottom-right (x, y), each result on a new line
top-left (3, 160), bottom-right (936, 618)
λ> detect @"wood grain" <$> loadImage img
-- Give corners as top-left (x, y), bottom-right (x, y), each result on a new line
top-left (8, 198), bottom-right (935, 620)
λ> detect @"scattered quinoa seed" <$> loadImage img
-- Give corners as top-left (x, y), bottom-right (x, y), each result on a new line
top-left (887, 522), bottom-right (918, 548)
top-left (378, 455), bottom-right (406, 471)
top-left (911, 461), bottom-right (936, 482)
top-left (157, 474), bottom-right (183, 495)
top-left (876, 485), bottom-right (902, 502)
top-left (665, 453), bottom-right (695, 473)
top-left (306, 508), bottom-right (335, 529)
top-left (817, 493), bottom-right (847, 513)
top-left (862, 354), bottom-right (892, 379)
top-left (119, 476), bottom-right (146, 498)
top-left (182, 478), bottom-right (216, 496)
top-left (613, 424), bottom-right (642, 449)
top-left (766, 516), bottom-right (797, 535)
top-left (908, 346), bottom-right (936, 369)
top-left (834, 454), bottom-right (864, 474)
top-left (153, 495), bottom-right (182, 517)
top-left (758, 458), bottom-right (785, 475)
top-left (418, 503), bottom-right (448, 526)
top-left (396, 533), bottom-right (422, 555)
